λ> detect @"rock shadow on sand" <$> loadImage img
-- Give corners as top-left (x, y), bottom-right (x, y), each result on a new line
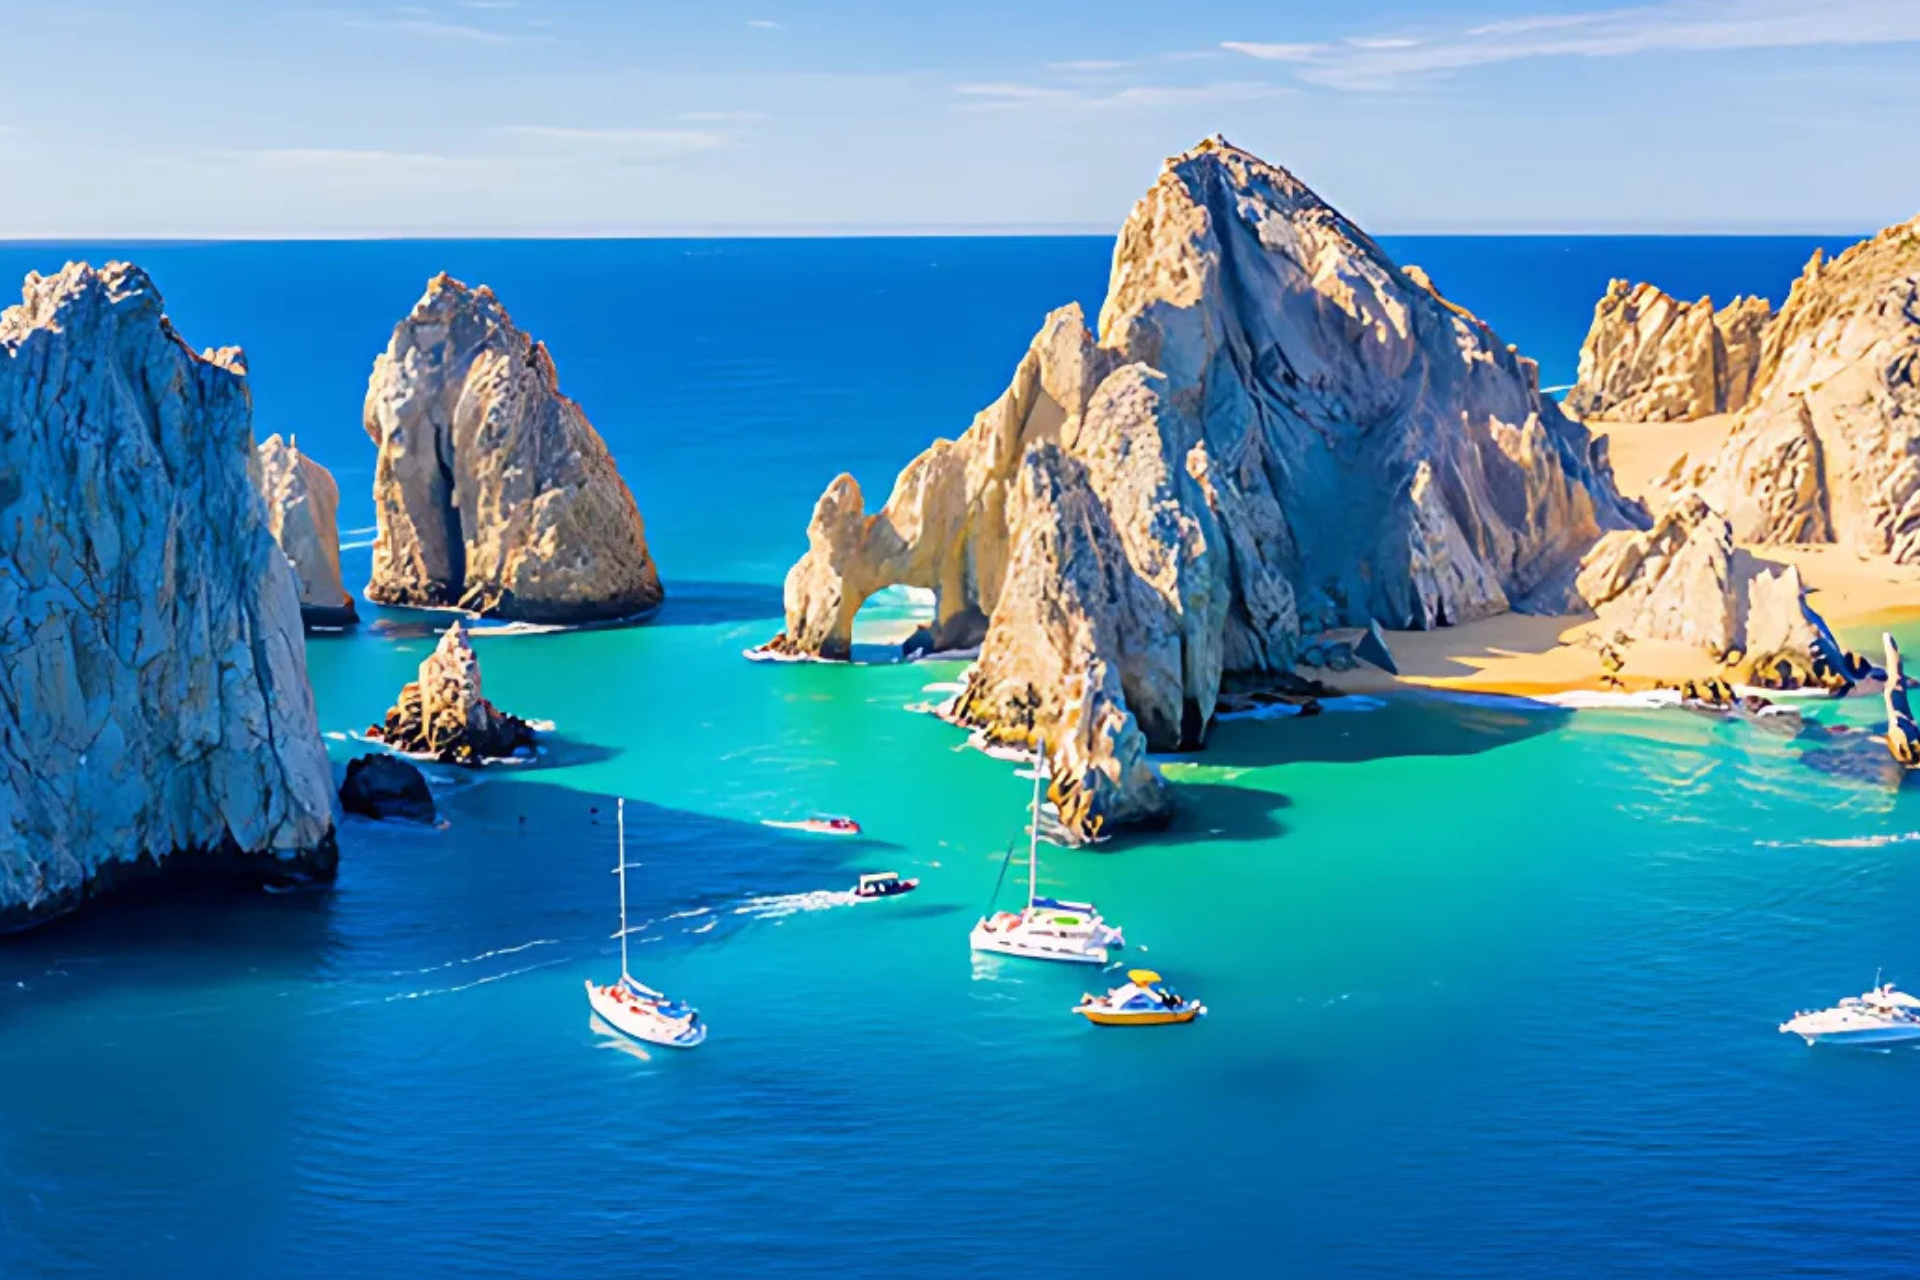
top-left (1200, 694), bottom-right (1571, 771)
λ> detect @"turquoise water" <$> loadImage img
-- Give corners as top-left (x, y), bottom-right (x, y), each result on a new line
top-left (3, 237), bottom-right (1917, 1279)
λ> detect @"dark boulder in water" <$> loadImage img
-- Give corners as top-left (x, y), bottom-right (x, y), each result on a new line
top-left (339, 755), bottom-right (437, 824)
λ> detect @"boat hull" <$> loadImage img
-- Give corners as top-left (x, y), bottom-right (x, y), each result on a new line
top-left (1074, 1004), bottom-right (1205, 1026)
top-left (585, 981), bottom-right (707, 1048)
top-left (1781, 1021), bottom-right (1920, 1047)
top-left (969, 926), bottom-right (1108, 965)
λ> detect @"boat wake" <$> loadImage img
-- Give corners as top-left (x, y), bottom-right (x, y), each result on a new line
top-left (1754, 831), bottom-right (1920, 850)
top-left (387, 938), bottom-right (559, 978)
top-left (733, 889), bottom-right (861, 919)
top-left (384, 957), bottom-right (568, 1002)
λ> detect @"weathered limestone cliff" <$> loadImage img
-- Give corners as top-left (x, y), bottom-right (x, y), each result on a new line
top-left (767, 137), bottom-right (1637, 838)
top-left (255, 433), bottom-right (357, 627)
top-left (1574, 492), bottom-right (1838, 687)
top-left (1568, 282), bottom-right (1771, 422)
top-left (364, 275), bottom-right (663, 625)
top-left (0, 263), bottom-right (337, 929)
top-left (373, 620), bottom-right (535, 764)
top-left (1690, 218), bottom-right (1920, 559)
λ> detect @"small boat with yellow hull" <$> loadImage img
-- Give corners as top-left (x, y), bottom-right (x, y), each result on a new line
top-left (1073, 971), bottom-right (1206, 1026)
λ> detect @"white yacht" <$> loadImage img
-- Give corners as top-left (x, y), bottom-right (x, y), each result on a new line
top-left (1780, 979), bottom-right (1920, 1047)
top-left (969, 742), bottom-right (1124, 965)
top-left (584, 799), bottom-right (708, 1049)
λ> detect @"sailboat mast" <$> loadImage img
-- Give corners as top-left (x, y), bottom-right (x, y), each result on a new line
top-left (617, 797), bottom-right (629, 981)
top-left (1028, 738), bottom-right (1043, 907)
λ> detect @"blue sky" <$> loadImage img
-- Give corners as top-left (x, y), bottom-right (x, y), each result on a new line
top-left (2, 0), bottom-right (1917, 236)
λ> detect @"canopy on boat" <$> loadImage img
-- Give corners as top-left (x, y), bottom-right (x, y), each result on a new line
top-left (858, 872), bottom-right (900, 888)
top-left (1128, 969), bottom-right (1164, 987)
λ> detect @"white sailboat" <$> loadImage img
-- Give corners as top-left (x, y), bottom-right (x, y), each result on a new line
top-left (969, 741), bottom-right (1124, 965)
top-left (584, 798), bottom-right (708, 1048)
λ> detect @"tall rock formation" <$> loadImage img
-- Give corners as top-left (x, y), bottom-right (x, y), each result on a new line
top-left (766, 137), bottom-right (1637, 838)
top-left (255, 432), bottom-right (358, 627)
top-left (1690, 218), bottom-right (1920, 559)
top-left (1883, 634), bottom-right (1919, 767)
top-left (363, 275), bottom-right (663, 625)
top-left (1574, 492), bottom-right (1839, 686)
top-left (1567, 282), bottom-right (1771, 422)
top-left (373, 620), bottom-right (535, 764)
top-left (0, 263), bottom-right (337, 929)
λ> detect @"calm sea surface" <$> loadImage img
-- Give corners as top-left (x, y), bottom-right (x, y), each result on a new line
top-left (3, 236), bottom-right (1916, 1279)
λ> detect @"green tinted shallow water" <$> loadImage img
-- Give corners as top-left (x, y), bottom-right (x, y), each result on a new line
top-left (3, 237), bottom-right (1918, 1279)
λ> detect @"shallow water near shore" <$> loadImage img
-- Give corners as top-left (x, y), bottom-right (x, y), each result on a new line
top-left (4, 236), bottom-right (1919, 1279)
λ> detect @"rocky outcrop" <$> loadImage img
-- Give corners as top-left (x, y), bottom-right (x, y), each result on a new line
top-left (768, 137), bottom-right (1637, 837)
top-left (0, 262), bottom-right (337, 930)
top-left (255, 433), bottom-right (357, 627)
top-left (1575, 492), bottom-right (1843, 689)
top-left (1686, 218), bottom-right (1920, 560)
top-left (1568, 282), bottom-right (1772, 422)
top-left (372, 619), bottom-right (535, 764)
top-left (1884, 633), bottom-right (1919, 767)
top-left (363, 275), bottom-right (663, 625)
top-left (339, 754), bottom-right (437, 823)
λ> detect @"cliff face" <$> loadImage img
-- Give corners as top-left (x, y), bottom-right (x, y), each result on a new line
top-left (1567, 282), bottom-right (1771, 422)
top-left (769, 138), bottom-right (1636, 837)
top-left (0, 263), bottom-right (337, 929)
top-left (364, 275), bottom-right (663, 625)
top-left (1691, 218), bottom-right (1920, 559)
top-left (255, 433), bottom-right (357, 627)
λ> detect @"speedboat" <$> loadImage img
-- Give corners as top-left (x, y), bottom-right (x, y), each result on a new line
top-left (853, 871), bottom-right (919, 899)
top-left (970, 738), bottom-right (1125, 965)
top-left (1073, 970), bottom-right (1206, 1026)
top-left (1780, 980), bottom-right (1920, 1046)
top-left (587, 798), bottom-right (707, 1049)
top-left (763, 815), bottom-right (862, 836)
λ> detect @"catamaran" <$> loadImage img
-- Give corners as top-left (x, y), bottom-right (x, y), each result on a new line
top-left (969, 741), bottom-right (1124, 965)
top-left (584, 798), bottom-right (708, 1049)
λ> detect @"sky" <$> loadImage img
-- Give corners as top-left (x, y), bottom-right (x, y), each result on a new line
top-left (1, 0), bottom-right (1917, 236)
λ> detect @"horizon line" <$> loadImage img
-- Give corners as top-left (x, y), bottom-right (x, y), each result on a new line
top-left (0, 223), bottom-right (1884, 244)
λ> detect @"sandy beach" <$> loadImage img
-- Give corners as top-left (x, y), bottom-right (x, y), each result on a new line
top-left (1321, 416), bottom-right (1920, 699)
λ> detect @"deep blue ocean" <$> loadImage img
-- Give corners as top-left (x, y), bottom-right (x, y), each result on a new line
top-left (3, 235), bottom-right (1917, 1279)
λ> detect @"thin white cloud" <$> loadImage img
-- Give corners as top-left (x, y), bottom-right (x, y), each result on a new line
top-left (1224, 0), bottom-right (1920, 90)
top-left (497, 126), bottom-right (731, 157)
top-left (680, 110), bottom-right (767, 123)
top-left (347, 16), bottom-right (537, 44)
top-left (460, 0), bottom-right (517, 8)
top-left (956, 80), bottom-right (1290, 111)
top-left (746, 18), bottom-right (782, 28)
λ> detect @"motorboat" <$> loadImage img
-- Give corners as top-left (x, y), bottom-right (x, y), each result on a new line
top-left (970, 739), bottom-right (1124, 965)
top-left (1073, 970), bottom-right (1206, 1026)
top-left (1780, 979), bottom-right (1920, 1047)
top-left (853, 871), bottom-right (919, 899)
top-left (763, 815), bottom-right (862, 836)
top-left (585, 798), bottom-right (707, 1049)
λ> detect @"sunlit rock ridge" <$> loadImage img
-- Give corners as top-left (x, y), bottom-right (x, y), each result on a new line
top-left (364, 275), bottom-right (664, 626)
top-left (0, 263), bottom-right (336, 930)
top-left (766, 137), bottom-right (1638, 838)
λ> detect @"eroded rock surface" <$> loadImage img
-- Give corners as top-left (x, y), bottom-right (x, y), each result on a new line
top-left (1885, 634), bottom-right (1920, 767)
top-left (374, 619), bottom-right (535, 764)
top-left (364, 275), bottom-right (663, 625)
top-left (0, 262), bottom-right (337, 929)
top-left (1576, 492), bottom-right (1842, 688)
top-left (1568, 282), bottom-right (1771, 421)
top-left (769, 137), bottom-right (1637, 837)
top-left (1688, 220), bottom-right (1920, 560)
top-left (255, 432), bottom-right (357, 627)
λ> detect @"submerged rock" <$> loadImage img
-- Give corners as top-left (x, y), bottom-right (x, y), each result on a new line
top-left (1575, 492), bottom-right (1845, 690)
top-left (768, 136), bottom-right (1637, 837)
top-left (339, 754), bottom-right (437, 823)
top-left (374, 619), bottom-right (535, 764)
top-left (1685, 217), bottom-right (1920, 560)
top-left (0, 262), bottom-right (337, 930)
top-left (363, 274), bottom-right (663, 625)
top-left (255, 432), bottom-right (358, 627)
top-left (1567, 282), bottom-right (1771, 422)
